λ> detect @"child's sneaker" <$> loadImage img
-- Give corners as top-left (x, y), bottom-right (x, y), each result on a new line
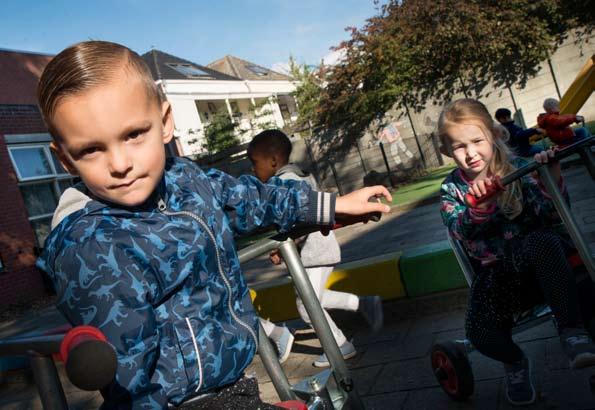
top-left (358, 295), bottom-right (384, 333)
top-left (270, 326), bottom-right (294, 364)
top-left (313, 340), bottom-right (357, 368)
top-left (503, 356), bottom-right (536, 406)
top-left (560, 327), bottom-right (595, 369)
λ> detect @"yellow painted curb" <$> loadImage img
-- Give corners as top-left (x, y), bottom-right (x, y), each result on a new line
top-left (250, 251), bottom-right (405, 322)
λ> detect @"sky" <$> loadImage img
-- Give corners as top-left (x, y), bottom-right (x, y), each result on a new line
top-left (0, 0), bottom-right (380, 72)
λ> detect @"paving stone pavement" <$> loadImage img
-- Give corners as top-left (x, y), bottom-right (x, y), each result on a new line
top-left (0, 164), bottom-right (593, 409)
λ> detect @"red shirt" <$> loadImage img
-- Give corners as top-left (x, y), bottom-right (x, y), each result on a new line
top-left (537, 111), bottom-right (577, 144)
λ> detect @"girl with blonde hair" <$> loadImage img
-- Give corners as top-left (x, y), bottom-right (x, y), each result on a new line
top-left (438, 98), bottom-right (595, 406)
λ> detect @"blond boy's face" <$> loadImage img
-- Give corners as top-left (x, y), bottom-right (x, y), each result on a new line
top-left (51, 69), bottom-right (173, 207)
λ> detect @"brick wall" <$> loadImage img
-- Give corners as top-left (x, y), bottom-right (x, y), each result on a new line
top-left (0, 105), bottom-right (49, 307)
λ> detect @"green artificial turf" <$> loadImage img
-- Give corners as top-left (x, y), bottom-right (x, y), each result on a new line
top-left (388, 164), bottom-right (456, 206)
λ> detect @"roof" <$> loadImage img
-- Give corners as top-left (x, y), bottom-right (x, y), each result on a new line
top-left (141, 49), bottom-right (240, 81)
top-left (0, 49), bottom-right (53, 105)
top-left (207, 55), bottom-right (290, 81)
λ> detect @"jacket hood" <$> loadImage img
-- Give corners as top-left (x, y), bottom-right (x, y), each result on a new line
top-left (51, 185), bottom-right (93, 230)
top-left (276, 163), bottom-right (309, 178)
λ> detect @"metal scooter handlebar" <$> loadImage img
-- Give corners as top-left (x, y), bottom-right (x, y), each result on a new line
top-left (465, 136), bottom-right (595, 207)
top-left (239, 209), bottom-right (382, 265)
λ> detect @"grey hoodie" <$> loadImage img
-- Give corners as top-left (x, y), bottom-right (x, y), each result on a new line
top-left (276, 164), bottom-right (341, 267)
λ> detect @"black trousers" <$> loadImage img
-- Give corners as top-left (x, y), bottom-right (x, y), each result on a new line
top-left (176, 376), bottom-right (281, 410)
top-left (465, 229), bottom-right (595, 364)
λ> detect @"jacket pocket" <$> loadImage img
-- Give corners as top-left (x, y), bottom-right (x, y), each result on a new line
top-left (173, 315), bottom-right (255, 394)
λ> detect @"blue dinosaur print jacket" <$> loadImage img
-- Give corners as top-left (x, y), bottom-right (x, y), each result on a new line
top-left (37, 157), bottom-right (336, 409)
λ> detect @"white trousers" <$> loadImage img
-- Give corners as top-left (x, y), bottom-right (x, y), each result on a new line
top-left (262, 266), bottom-right (359, 347)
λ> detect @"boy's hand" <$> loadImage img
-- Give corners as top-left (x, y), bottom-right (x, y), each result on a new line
top-left (533, 148), bottom-right (561, 182)
top-left (269, 249), bottom-right (283, 265)
top-left (335, 185), bottom-right (392, 216)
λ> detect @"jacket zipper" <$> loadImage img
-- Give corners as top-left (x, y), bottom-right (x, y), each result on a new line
top-left (157, 199), bottom-right (258, 347)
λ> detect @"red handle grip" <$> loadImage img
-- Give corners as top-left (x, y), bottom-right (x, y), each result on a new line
top-left (464, 177), bottom-right (504, 208)
top-left (60, 325), bottom-right (107, 363)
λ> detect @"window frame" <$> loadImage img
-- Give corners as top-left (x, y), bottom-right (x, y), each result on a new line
top-left (7, 141), bottom-right (75, 248)
top-left (8, 144), bottom-right (69, 182)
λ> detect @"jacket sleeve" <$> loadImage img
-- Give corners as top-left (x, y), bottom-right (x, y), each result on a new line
top-left (50, 240), bottom-right (167, 409)
top-left (516, 127), bottom-right (540, 140)
top-left (542, 114), bottom-right (577, 128)
top-left (206, 168), bottom-right (335, 235)
top-left (440, 183), bottom-right (499, 241)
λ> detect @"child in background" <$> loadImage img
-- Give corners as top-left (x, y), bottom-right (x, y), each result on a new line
top-left (537, 98), bottom-right (591, 146)
top-left (36, 40), bottom-right (392, 409)
top-left (494, 107), bottom-right (544, 157)
top-left (438, 98), bottom-right (595, 406)
top-left (248, 130), bottom-right (384, 368)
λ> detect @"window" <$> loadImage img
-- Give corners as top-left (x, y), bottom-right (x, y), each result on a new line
top-left (246, 65), bottom-right (269, 76)
top-left (167, 63), bottom-right (212, 78)
top-left (8, 143), bottom-right (75, 247)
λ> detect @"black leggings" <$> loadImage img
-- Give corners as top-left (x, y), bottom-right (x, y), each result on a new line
top-left (465, 229), bottom-right (595, 364)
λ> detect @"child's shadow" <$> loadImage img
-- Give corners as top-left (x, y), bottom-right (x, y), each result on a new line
top-left (290, 330), bottom-right (323, 355)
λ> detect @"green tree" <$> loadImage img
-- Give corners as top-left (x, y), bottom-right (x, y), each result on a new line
top-left (289, 56), bottom-right (324, 131)
top-left (201, 110), bottom-right (239, 154)
top-left (312, 0), bottom-right (592, 154)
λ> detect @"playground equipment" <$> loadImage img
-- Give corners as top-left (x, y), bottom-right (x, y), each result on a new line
top-left (529, 54), bottom-right (594, 145)
top-left (431, 137), bottom-right (595, 401)
top-left (0, 325), bottom-right (117, 409)
top-left (559, 54), bottom-right (594, 116)
top-left (0, 214), bottom-right (379, 409)
top-left (238, 213), bottom-right (380, 410)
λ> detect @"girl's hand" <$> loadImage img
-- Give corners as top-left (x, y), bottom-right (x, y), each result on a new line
top-left (533, 148), bottom-right (561, 182)
top-left (468, 177), bottom-right (501, 209)
top-left (335, 185), bottom-right (392, 216)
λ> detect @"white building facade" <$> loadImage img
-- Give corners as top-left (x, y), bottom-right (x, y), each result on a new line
top-left (143, 51), bottom-right (298, 156)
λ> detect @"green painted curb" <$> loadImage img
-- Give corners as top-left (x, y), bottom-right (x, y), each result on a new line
top-left (399, 240), bottom-right (467, 297)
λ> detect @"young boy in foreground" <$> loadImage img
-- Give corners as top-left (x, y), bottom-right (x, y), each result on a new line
top-left (35, 40), bottom-right (391, 409)
top-left (248, 130), bottom-right (384, 368)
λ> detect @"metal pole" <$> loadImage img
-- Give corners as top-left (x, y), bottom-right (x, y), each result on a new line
top-left (547, 57), bottom-right (563, 100)
top-left (578, 146), bottom-right (595, 180)
top-left (278, 240), bottom-right (365, 410)
top-left (328, 161), bottom-right (344, 196)
top-left (507, 84), bottom-right (519, 113)
top-left (403, 102), bottom-right (427, 168)
top-left (379, 142), bottom-right (396, 188)
top-left (30, 354), bottom-right (69, 410)
top-left (257, 323), bottom-right (297, 401)
top-left (537, 166), bottom-right (595, 280)
top-left (355, 139), bottom-right (368, 175)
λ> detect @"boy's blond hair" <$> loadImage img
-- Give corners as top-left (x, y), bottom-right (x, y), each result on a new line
top-left (37, 40), bottom-right (162, 139)
top-left (438, 98), bottom-right (523, 219)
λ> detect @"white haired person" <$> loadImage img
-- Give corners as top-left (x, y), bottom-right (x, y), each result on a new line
top-left (537, 98), bottom-right (591, 146)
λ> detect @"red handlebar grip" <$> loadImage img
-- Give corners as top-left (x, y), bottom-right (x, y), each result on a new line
top-left (60, 326), bottom-right (107, 363)
top-left (464, 177), bottom-right (504, 208)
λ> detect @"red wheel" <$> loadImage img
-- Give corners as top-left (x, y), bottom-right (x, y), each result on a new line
top-left (431, 341), bottom-right (474, 401)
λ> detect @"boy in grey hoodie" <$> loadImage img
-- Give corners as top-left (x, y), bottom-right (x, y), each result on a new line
top-left (248, 130), bottom-right (384, 367)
